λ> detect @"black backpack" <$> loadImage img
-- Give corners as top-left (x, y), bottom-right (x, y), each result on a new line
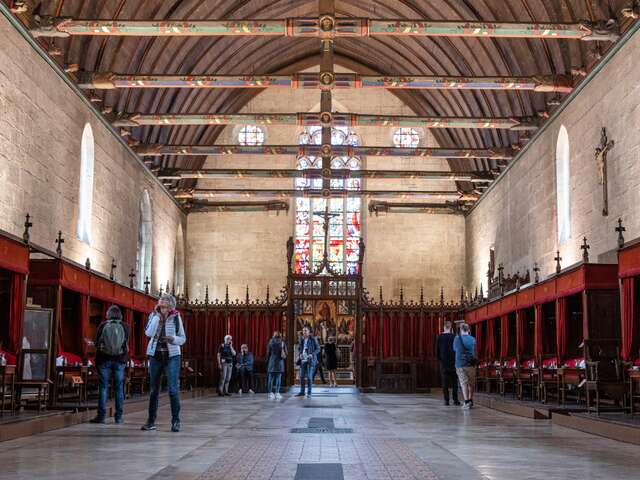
top-left (272, 340), bottom-right (283, 359)
top-left (100, 320), bottom-right (126, 356)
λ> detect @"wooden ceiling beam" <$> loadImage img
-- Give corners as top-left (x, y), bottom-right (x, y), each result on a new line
top-left (30, 16), bottom-right (619, 41)
top-left (116, 113), bottom-right (538, 130)
top-left (134, 144), bottom-right (514, 159)
top-left (78, 72), bottom-right (573, 93)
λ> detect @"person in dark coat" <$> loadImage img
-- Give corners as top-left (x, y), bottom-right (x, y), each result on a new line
top-left (436, 321), bottom-right (460, 406)
top-left (324, 337), bottom-right (338, 387)
top-left (266, 331), bottom-right (287, 400)
top-left (312, 334), bottom-right (327, 384)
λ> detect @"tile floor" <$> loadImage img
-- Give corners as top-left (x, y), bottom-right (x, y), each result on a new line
top-left (0, 387), bottom-right (639, 479)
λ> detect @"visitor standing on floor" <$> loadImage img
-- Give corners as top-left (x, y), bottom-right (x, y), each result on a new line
top-left (312, 334), bottom-right (327, 384)
top-left (217, 335), bottom-right (235, 396)
top-left (141, 294), bottom-right (186, 432)
top-left (296, 326), bottom-right (319, 398)
top-left (436, 321), bottom-right (460, 406)
top-left (324, 336), bottom-right (339, 387)
top-left (90, 305), bottom-right (129, 424)
top-left (453, 323), bottom-right (477, 410)
top-left (236, 344), bottom-right (255, 394)
top-left (266, 331), bottom-right (287, 400)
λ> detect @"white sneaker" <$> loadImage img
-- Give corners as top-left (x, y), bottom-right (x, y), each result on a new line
top-left (249, 389), bottom-right (255, 394)
top-left (275, 393), bottom-right (281, 400)
top-left (462, 402), bottom-right (471, 410)
top-left (306, 394), bottom-right (311, 398)
top-left (238, 390), bottom-right (243, 395)
top-left (268, 393), bottom-right (275, 400)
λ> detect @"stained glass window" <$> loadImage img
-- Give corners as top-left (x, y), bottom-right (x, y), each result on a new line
top-left (294, 126), bottom-right (362, 275)
top-left (238, 125), bottom-right (265, 146)
top-left (392, 127), bottom-right (420, 148)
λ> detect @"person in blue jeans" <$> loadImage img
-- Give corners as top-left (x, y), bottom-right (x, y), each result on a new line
top-left (141, 294), bottom-right (187, 433)
top-left (90, 305), bottom-right (129, 424)
top-left (266, 331), bottom-right (287, 400)
top-left (296, 326), bottom-right (319, 398)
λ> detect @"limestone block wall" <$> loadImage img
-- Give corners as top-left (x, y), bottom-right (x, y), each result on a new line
top-left (0, 14), bottom-right (185, 292)
top-left (465, 28), bottom-right (640, 292)
top-left (186, 68), bottom-right (464, 302)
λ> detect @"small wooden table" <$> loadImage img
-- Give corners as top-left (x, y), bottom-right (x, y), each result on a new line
top-left (0, 365), bottom-right (17, 414)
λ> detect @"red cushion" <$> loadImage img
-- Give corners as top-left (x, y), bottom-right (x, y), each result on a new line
top-left (564, 357), bottom-right (585, 369)
top-left (633, 359), bottom-right (640, 367)
top-left (542, 358), bottom-right (558, 369)
top-left (0, 349), bottom-right (17, 366)
top-left (503, 358), bottom-right (517, 368)
top-left (59, 351), bottom-right (83, 365)
top-left (521, 359), bottom-right (536, 369)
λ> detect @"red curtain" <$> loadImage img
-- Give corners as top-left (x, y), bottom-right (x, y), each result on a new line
top-left (516, 311), bottom-right (526, 357)
top-left (80, 295), bottom-right (90, 359)
top-left (382, 312), bottom-right (391, 357)
top-left (124, 309), bottom-right (134, 358)
top-left (622, 277), bottom-right (637, 360)
top-left (8, 273), bottom-right (24, 353)
top-left (363, 312), bottom-right (378, 357)
top-left (534, 304), bottom-right (544, 356)
top-left (475, 322), bottom-right (484, 360)
top-left (500, 315), bottom-right (509, 358)
top-left (485, 318), bottom-right (496, 359)
top-left (555, 297), bottom-right (567, 361)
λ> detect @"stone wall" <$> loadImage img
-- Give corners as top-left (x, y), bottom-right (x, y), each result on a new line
top-left (186, 68), bottom-right (464, 302)
top-left (0, 14), bottom-right (185, 292)
top-left (465, 28), bottom-right (640, 292)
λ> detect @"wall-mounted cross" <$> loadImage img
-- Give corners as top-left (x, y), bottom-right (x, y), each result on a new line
top-left (595, 127), bottom-right (615, 216)
top-left (581, 237), bottom-right (590, 263)
top-left (55, 231), bottom-right (64, 257)
top-left (616, 218), bottom-right (626, 249)
top-left (129, 269), bottom-right (136, 288)
top-left (533, 262), bottom-right (540, 283)
top-left (144, 276), bottom-right (150, 294)
top-left (110, 258), bottom-right (117, 280)
top-left (85, 258), bottom-right (91, 270)
top-left (554, 251), bottom-right (562, 273)
top-left (23, 213), bottom-right (32, 244)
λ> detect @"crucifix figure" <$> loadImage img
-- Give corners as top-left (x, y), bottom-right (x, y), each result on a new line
top-left (129, 269), bottom-right (136, 288)
top-left (616, 218), bottom-right (626, 249)
top-left (144, 276), bottom-right (150, 294)
top-left (554, 251), bottom-right (562, 274)
top-left (55, 231), bottom-right (64, 257)
top-left (23, 213), bottom-right (32, 244)
top-left (110, 258), bottom-right (117, 280)
top-left (581, 237), bottom-right (590, 263)
top-left (594, 127), bottom-right (615, 216)
top-left (312, 204), bottom-right (340, 271)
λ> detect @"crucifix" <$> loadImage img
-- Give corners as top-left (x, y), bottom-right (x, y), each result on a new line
top-left (109, 258), bottom-right (117, 280)
top-left (129, 269), bottom-right (136, 288)
top-left (144, 276), bottom-right (150, 294)
top-left (23, 213), bottom-right (32, 244)
top-left (533, 262), bottom-right (540, 283)
top-left (581, 237), bottom-right (590, 263)
top-left (554, 251), bottom-right (562, 273)
top-left (616, 218), bottom-right (626, 249)
top-left (594, 127), bottom-right (615, 216)
top-left (55, 231), bottom-right (64, 257)
top-left (313, 205), bottom-right (340, 270)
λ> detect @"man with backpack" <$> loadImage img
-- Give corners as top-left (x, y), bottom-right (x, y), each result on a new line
top-left (453, 323), bottom-right (477, 410)
top-left (436, 321), bottom-right (461, 406)
top-left (90, 305), bottom-right (129, 424)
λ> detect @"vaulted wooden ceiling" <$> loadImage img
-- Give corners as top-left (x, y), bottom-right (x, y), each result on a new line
top-left (7, 0), bottom-right (637, 209)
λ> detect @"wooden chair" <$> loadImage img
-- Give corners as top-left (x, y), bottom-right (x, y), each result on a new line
top-left (0, 364), bottom-right (17, 415)
top-left (475, 362), bottom-right (489, 393)
top-left (538, 355), bottom-right (559, 404)
top-left (515, 357), bottom-right (538, 400)
top-left (584, 339), bottom-right (626, 415)
top-left (14, 350), bottom-right (52, 413)
top-left (558, 359), bottom-right (586, 406)
top-left (627, 359), bottom-right (640, 415)
top-left (498, 358), bottom-right (517, 397)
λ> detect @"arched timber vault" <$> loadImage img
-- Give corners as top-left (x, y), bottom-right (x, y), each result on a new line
top-left (31, 0), bottom-right (628, 191)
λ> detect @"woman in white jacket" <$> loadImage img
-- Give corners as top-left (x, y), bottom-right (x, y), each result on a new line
top-left (141, 293), bottom-right (186, 432)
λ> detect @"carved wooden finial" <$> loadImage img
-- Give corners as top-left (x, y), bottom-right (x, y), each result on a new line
top-left (165, 281), bottom-right (170, 295)
top-left (85, 258), bottom-right (91, 270)
top-left (246, 285), bottom-right (250, 304)
top-left (128, 269), bottom-right (136, 288)
top-left (144, 276), bottom-right (150, 294)
top-left (55, 230), bottom-right (64, 257)
top-left (420, 285), bottom-right (424, 305)
top-left (554, 251), bottom-right (562, 274)
top-left (474, 286), bottom-right (478, 301)
top-left (379, 286), bottom-right (383, 303)
top-left (399, 285), bottom-right (404, 304)
top-left (185, 285), bottom-right (190, 303)
top-left (533, 262), bottom-right (540, 283)
top-left (616, 218), bottom-right (626, 249)
top-left (205, 285), bottom-right (209, 305)
top-left (581, 237), bottom-right (590, 263)
top-left (266, 285), bottom-right (270, 304)
top-left (440, 287), bottom-right (445, 306)
top-left (225, 285), bottom-right (229, 305)
top-left (159, 285), bottom-right (163, 296)
top-left (109, 258), bottom-right (117, 281)
top-left (479, 283), bottom-right (484, 300)
top-left (23, 213), bottom-right (32, 244)
top-left (460, 285), bottom-right (465, 305)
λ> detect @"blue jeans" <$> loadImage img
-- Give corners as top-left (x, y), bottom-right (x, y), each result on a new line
top-left (267, 372), bottom-right (282, 394)
top-left (299, 362), bottom-right (314, 395)
top-left (97, 360), bottom-right (125, 420)
top-left (148, 354), bottom-right (181, 423)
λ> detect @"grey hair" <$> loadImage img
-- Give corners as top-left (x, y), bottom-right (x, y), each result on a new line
top-left (459, 323), bottom-right (470, 334)
top-left (159, 293), bottom-right (176, 309)
top-left (106, 305), bottom-right (123, 320)
top-left (224, 335), bottom-right (232, 342)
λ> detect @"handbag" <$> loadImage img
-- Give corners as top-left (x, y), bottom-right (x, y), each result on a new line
top-left (458, 333), bottom-right (478, 367)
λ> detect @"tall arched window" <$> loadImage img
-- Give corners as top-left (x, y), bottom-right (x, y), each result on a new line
top-left (77, 123), bottom-right (95, 244)
top-left (556, 125), bottom-right (571, 245)
top-left (173, 224), bottom-right (185, 295)
top-left (294, 126), bottom-right (362, 274)
top-left (136, 190), bottom-right (153, 289)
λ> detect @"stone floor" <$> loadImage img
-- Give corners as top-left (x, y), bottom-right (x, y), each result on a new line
top-left (0, 387), bottom-right (639, 480)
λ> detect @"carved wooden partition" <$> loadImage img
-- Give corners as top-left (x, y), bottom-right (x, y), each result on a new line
top-left (178, 289), bottom-right (287, 389)
top-left (361, 290), bottom-right (463, 392)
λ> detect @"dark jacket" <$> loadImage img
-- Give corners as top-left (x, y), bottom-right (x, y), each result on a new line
top-left (95, 320), bottom-right (130, 365)
top-left (298, 335), bottom-right (320, 366)
top-left (236, 351), bottom-right (254, 371)
top-left (436, 332), bottom-right (456, 371)
top-left (267, 338), bottom-right (287, 373)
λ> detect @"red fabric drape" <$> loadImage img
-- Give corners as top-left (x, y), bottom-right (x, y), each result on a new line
top-left (475, 322), bottom-right (484, 360)
top-left (500, 315), bottom-right (509, 358)
top-left (364, 312), bottom-right (378, 357)
top-left (485, 318), bottom-right (496, 359)
top-left (516, 311), bottom-right (526, 357)
top-left (555, 298), bottom-right (568, 361)
top-left (9, 273), bottom-right (24, 353)
top-left (382, 312), bottom-right (391, 357)
top-left (80, 295), bottom-right (90, 359)
top-left (534, 304), bottom-right (544, 356)
top-left (622, 277), bottom-right (637, 361)
top-left (124, 309), bottom-right (134, 358)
